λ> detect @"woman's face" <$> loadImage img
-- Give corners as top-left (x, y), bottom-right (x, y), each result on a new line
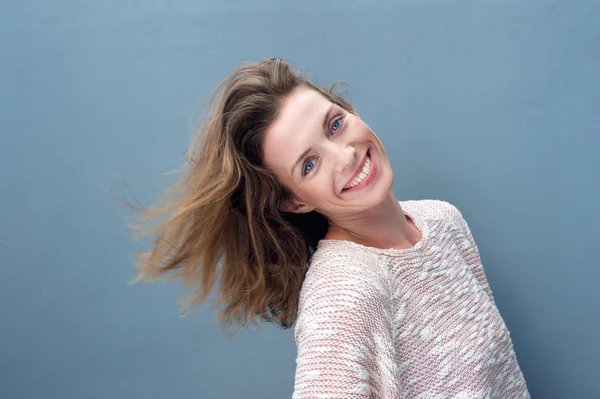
top-left (262, 86), bottom-right (394, 218)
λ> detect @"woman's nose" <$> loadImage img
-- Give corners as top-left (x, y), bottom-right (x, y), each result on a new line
top-left (335, 146), bottom-right (356, 174)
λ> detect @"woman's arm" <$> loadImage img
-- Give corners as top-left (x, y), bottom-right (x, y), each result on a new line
top-left (293, 254), bottom-right (401, 398)
top-left (444, 201), bottom-right (496, 305)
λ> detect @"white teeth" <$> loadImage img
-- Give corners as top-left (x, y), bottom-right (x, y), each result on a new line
top-left (344, 155), bottom-right (372, 190)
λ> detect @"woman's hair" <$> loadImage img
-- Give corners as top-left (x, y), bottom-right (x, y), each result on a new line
top-left (128, 58), bottom-right (352, 329)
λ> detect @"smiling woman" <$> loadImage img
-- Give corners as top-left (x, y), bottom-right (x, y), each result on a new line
top-left (128, 58), bottom-right (530, 398)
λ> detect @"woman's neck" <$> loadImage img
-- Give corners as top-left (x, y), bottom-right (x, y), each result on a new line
top-left (325, 192), bottom-right (422, 250)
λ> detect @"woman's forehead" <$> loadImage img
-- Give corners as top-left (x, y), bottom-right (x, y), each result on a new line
top-left (263, 88), bottom-right (332, 170)
top-left (277, 88), bottom-right (331, 127)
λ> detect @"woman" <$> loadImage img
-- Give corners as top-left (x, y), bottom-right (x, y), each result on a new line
top-left (130, 58), bottom-right (530, 398)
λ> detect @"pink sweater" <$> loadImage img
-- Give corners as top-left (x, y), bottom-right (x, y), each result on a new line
top-left (293, 200), bottom-right (530, 398)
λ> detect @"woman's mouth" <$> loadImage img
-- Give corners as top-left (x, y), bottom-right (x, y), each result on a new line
top-left (342, 149), bottom-right (376, 192)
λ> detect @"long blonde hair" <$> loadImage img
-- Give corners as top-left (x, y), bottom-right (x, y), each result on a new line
top-left (127, 58), bottom-right (352, 329)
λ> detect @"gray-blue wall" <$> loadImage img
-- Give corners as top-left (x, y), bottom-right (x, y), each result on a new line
top-left (1, 1), bottom-right (598, 398)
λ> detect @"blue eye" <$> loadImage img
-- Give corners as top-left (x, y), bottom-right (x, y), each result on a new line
top-left (303, 159), bottom-right (315, 175)
top-left (332, 118), bottom-right (342, 132)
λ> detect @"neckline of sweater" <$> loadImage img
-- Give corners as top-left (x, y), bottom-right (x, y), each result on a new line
top-left (317, 201), bottom-right (428, 257)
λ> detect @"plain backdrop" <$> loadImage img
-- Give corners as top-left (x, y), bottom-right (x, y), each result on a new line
top-left (1, 1), bottom-right (599, 398)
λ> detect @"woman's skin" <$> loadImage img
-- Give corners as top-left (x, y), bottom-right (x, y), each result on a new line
top-left (263, 86), bottom-right (422, 250)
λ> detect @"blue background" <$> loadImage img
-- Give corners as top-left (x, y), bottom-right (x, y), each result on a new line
top-left (1, 1), bottom-right (599, 398)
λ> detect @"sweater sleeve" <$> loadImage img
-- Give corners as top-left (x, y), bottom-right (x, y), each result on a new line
top-left (443, 201), bottom-right (496, 305)
top-left (293, 254), bottom-right (401, 399)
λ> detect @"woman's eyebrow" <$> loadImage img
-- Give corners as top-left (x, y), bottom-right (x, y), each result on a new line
top-left (289, 104), bottom-right (335, 176)
top-left (290, 147), bottom-right (312, 176)
top-left (321, 104), bottom-right (335, 131)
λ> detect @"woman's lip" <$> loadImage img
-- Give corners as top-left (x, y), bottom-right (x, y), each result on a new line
top-left (343, 150), bottom-right (369, 190)
top-left (342, 149), bottom-right (373, 193)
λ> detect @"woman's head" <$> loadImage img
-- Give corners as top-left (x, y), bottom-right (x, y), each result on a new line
top-left (263, 85), bottom-right (394, 224)
top-left (129, 58), bottom-right (392, 329)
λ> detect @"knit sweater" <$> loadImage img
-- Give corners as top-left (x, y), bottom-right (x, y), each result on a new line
top-left (293, 199), bottom-right (530, 398)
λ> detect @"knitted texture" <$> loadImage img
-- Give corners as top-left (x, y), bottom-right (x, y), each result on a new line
top-left (293, 200), bottom-right (530, 398)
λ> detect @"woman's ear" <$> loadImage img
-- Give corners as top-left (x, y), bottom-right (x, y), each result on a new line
top-left (280, 198), bottom-right (315, 214)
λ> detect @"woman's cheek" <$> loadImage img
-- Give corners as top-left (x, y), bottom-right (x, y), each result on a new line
top-left (313, 183), bottom-right (331, 199)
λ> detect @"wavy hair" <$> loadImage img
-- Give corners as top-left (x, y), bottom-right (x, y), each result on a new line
top-left (127, 58), bottom-right (352, 329)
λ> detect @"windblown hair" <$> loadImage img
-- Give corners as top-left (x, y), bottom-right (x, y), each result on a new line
top-left (128, 58), bottom-right (352, 329)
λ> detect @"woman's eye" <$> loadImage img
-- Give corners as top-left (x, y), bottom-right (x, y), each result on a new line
top-left (331, 117), bottom-right (342, 133)
top-left (303, 159), bottom-right (316, 175)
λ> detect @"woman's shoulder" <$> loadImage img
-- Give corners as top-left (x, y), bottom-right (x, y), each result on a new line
top-left (302, 246), bottom-right (384, 296)
top-left (298, 246), bottom-right (391, 322)
top-left (402, 198), bottom-right (464, 225)
top-left (307, 245), bottom-right (380, 278)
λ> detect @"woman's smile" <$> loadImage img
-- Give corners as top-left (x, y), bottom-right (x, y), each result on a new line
top-left (342, 148), bottom-right (377, 194)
